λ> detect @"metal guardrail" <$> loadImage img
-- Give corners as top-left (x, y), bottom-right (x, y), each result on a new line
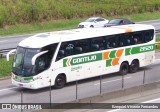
top-left (0, 48), bottom-right (16, 58)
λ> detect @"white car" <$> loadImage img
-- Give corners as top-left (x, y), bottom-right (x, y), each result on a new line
top-left (78, 17), bottom-right (109, 28)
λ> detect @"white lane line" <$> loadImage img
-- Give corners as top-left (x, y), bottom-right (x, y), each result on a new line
top-left (94, 77), bottom-right (131, 86)
top-left (0, 40), bottom-right (8, 43)
top-left (155, 59), bottom-right (160, 61)
top-left (0, 87), bottom-right (17, 92)
top-left (142, 97), bottom-right (160, 103)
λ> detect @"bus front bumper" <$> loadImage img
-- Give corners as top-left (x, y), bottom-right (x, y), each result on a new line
top-left (12, 78), bottom-right (38, 89)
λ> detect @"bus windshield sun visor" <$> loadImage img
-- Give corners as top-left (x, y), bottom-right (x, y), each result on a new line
top-left (32, 50), bottom-right (48, 65)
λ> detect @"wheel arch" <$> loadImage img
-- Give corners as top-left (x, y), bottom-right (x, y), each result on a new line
top-left (131, 59), bottom-right (139, 66)
top-left (55, 73), bottom-right (67, 84)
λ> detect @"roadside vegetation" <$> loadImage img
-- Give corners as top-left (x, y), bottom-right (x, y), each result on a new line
top-left (0, 0), bottom-right (160, 36)
top-left (0, 11), bottom-right (160, 36)
top-left (1, 0), bottom-right (160, 27)
top-left (0, 57), bottom-right (13, 78)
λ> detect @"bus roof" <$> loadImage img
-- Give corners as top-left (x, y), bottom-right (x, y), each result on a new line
top-left (18, 24), bottom-right (155, 48)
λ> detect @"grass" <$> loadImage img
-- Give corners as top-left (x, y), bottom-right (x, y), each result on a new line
top-left (0, 57), bottom-right (13, 78)
top-left (0, 0), bottom-right (160, 27)
top-left (0, 11), bottom-right (160, 36)
top-left (156, 35), bottom-right (160, 42)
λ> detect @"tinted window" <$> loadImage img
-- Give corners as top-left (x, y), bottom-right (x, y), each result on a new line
top-left (106, 36), bottom-right (117, 48)
top-left (91, 37), bottom-right (106, 51)
top-left (56, 29), bottom-right (154, 61)
top-left (144, 30), bottom-right (154, 42)
top-left (74, 39), bottom-right (90, 54)
top-left (57, 41), bottom-right (74, 60)
top-left (124, 19), bottom-right (132, 24)
top-left (96, 18), bottom-right (105, 22)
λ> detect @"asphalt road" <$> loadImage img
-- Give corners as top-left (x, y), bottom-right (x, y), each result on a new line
top-left (0, 20), bottom-right (160, 50)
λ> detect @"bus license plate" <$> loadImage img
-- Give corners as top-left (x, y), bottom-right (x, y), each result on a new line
top-left (19, 84), bottom-right (23, 87)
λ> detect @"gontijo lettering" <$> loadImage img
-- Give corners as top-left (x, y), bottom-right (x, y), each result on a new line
top-left (72, 55), bottom-right (96, 64)
top-left (63, 53), bottom-right (102, 67)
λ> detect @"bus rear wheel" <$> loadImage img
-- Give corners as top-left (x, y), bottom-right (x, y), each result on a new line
top-left (119, 62), bottom-right (129, 75)
top-left (129, 60), bottom-right (139, 73)
top-left (54, 74), bottom-right (66, 89)
top-left (90, 25), bottom-right (94, 28)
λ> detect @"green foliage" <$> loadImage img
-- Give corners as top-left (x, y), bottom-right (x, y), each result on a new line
top-left (0, 0), bottom-right (160, 27)
top-left (0, 11), bottom-right (160, 36)
top-left (0, 57), bottom-right (13, 78)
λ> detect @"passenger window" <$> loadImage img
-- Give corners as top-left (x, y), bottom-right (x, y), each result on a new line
top-left (124, 34), bottom-right (131, 46)
top-left (56, 41), bottom-right (74, 61)
top-left (106, 36), bottom-right (117, 48)
top-left (57, 50), bottom-right (65, 60)
top-left (131, 32), bottom-right (143, 45)
top-left (75, 47), bottom-right (83, 54)
top-left (117, 34), bottom-right (125, 47)
top-left (144, 30), bottom-right (154, 42)
top-left (74, 39), bottom-right (90, 54)
top-left (91, 37), bottom-right (105, 51)
top-left (66, 43), bottom-right (74, 56)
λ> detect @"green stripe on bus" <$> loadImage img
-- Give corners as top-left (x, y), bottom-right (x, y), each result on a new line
top-left (125, 48), bottom-right (131, 55)
top-left (70, 53), bottom-right (102, 66)
top-left (106, 59), bottom-right (112, 67)
top-left (125, 44), bottom-right (155, 55)
top-left (109, 50), bottom-right (116, 58)
top-left (15, 76), bottom-right (33, 81)
top-left (63, 44), bottom-right (155, 67)
top-left (63, 59), bottom-right (68, 67)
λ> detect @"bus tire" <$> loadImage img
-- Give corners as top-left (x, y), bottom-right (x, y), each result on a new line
top-left (90, 25), bottom-right (94, 28)
top-left (119, 62), bottom-right (129, 75)
top-left (129, 60), bottom-right (139, 73)
top-left (54, 74), bottom-right (66, 89)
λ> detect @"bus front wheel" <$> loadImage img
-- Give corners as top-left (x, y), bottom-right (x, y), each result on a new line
top-left (54, 74), bottom-right (66, 89)
top-left (119, 62), bottom-right (129, 75)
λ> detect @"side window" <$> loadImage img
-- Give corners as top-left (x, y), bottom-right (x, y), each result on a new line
top-left (36, 43), bottom-right (58, 73)
top-left (144, 30), bottom-right (154, 42)
top-left (96, 18), bottom-right (104, 22)
top-left (117, 34), bottom-right (125, 47)
top-left (56, 41), bottom-right (74, 61)
top-left (74, 39), bottom-right (90, 54)
top-left (91, 37), bottom-right (105, 51)
top-left (131, 32), bottom-right (143, 45)
top-left (106, 35), bottom-right (117, 49)
top-left (124, 34), bottom-right (132, 46)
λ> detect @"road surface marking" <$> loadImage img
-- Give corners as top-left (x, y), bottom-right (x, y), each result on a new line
top-left (155, 59), bottom-right (160, 61)
top-left (94, 77), bottom-right (131, 85)
top-left (142, 97), bottom-right (160, 103)
top-left (0, 87), bottom-right (17, 92)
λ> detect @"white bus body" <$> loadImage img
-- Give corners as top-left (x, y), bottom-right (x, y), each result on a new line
top-left (10, 24), bottom-right (155, 89)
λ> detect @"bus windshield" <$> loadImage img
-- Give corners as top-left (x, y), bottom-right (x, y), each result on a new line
top-left (13, 43), bottom-right (58, 77)
top-left (13, 47), bottom-right (40, 77)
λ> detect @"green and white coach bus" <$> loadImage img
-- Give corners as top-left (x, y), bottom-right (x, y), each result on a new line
top-left (7, 24), bottom-right (155, 89)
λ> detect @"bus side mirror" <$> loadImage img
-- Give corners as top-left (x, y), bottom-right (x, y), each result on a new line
top-left (32, 50), bottom-right (48, 65)
top-left (6, 49), bottom-right (16, 61)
